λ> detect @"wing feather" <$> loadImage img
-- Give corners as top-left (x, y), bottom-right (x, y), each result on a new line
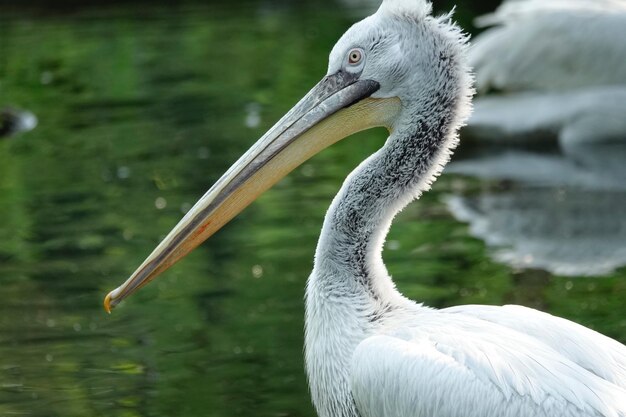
top-left (350, 313), bottom-right (626, 417)
top-left (444, 304), bottom-right (626, 386)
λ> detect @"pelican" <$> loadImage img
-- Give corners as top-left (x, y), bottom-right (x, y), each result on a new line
top-left (104, 1), bottom-right (626, 416)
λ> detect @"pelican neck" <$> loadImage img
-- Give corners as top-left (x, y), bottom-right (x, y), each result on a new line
top-left (312, 98), bottom-right (459, 298)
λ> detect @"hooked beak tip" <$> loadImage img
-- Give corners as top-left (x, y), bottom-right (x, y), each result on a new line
top-left (104, 292), bottom-right (114, 314)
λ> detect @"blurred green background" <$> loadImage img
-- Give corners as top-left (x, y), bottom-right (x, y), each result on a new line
top-left (1, 1), bottom-right (624, 416)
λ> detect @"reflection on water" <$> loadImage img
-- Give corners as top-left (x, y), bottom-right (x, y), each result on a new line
top-left (447, 141), bottom-right (626, 276)
top-left (1, 2), bottom-right (625, 417)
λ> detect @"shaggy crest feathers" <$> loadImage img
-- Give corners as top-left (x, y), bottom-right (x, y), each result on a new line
top-left (379, 0), bottom-right (432, 19)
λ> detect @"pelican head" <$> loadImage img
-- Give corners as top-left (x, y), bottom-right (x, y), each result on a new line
top-left (104, 0), bottom-right (471, 311)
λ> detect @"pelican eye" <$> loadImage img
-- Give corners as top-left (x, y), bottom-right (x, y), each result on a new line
top-left (348, 49), bottom-right (363, 65)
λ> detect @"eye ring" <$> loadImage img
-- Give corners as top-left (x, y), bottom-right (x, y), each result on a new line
top-left (348, 49), bottom-right (363, 65)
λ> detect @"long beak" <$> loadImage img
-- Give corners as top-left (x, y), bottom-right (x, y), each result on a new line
top-left (104, 71), bottom-right (401, 312)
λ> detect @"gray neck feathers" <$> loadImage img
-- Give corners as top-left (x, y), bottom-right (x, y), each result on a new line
top-left (313, 91), bottom-right (460, 296)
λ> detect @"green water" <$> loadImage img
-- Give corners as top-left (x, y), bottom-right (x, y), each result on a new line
top-left (1, 2), bottom-right (625, 416)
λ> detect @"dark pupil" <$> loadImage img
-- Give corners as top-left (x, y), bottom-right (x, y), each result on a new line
top-left (351, 53), bottom-right (359, 61)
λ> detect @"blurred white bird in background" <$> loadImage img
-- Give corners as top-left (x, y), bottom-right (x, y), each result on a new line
top-left (448, 0), bottom-right (626, 276)
top-left (465, 0), bottom-right (626, 144)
